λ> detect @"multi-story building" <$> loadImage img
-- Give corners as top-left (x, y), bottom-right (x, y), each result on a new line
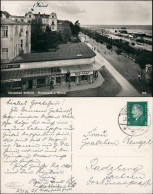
top-left (1, 42), bottom-right (101, 94)
top-left (1, 10), bottom-right (58, 31)
top-left (26, 12), bottom-right (57, 31)
top-left (1, 17), bottom-right (31, 61)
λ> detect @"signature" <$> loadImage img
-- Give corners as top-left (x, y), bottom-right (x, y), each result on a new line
top-left (5, 182), bottom-right (24, 189)
top-left (31, 2), bottom-right (48, 11)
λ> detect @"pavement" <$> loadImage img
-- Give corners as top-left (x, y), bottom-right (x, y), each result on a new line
top-left (81, 33), bottom-right (141, 97)
top-left (95, 50), bottom-right (141, 97)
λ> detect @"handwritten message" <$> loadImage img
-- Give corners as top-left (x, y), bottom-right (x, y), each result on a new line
top-left (1, 99), bottom-right (76, 193)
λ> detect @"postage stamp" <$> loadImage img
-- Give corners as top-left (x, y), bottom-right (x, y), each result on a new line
top-left (127, 102), bottom-right (148, 126)
top-left (118, 102), bottom-right (150, 137)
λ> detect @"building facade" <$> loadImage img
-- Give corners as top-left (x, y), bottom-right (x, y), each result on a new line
top-left (1, 11), bottom-right (57, 31)
top-left (1, 43), bottom-right (101, 94)
top-left (1, 18), bottom-right (31, 61)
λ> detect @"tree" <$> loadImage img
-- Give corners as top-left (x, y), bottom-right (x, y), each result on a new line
top-left (74, 20), bottom-right (80, 35)
top-left (135, 51), bottom-right (152, 76)
top-left (70, 20), bottom-right (80, 37)
top-left (31, 18), bottom-right (44, 51)
top-left (106, 44), bottom-right (112, 53)
top-left (60, 26), bottom-right (72, 43)
top-left (31, 19), bottom-right (62, 52)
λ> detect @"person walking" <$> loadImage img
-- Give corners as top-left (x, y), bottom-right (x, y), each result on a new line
top-left (68, 82), bottom-right (71, 90)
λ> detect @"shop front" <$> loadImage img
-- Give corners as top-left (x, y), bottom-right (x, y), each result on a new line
top-left (70, 71), bottom-right (94, 85)
top-left (1, 62), bottom-right (102, 92)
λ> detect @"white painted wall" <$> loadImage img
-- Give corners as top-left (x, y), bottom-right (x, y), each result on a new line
top-left (1, 57), bottom-right (95, 71)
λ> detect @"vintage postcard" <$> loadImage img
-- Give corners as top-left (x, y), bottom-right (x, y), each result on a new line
top-left (1, 97), bottom-right (153, 193)
top-left (0, 0), bottom-right (153, 194)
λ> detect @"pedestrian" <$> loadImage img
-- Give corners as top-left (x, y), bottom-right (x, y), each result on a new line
top-left (68, 82), bottom-right (71, 90)
top-left (50, 81), bottom-right (54, 90)
top-left (49, 81), bottom-right (52, 90)
top-left (52, 81), bottom-right (54, 89)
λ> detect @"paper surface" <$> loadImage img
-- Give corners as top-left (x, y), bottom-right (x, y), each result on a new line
top-left (1, 97), bottom-right (152, 193)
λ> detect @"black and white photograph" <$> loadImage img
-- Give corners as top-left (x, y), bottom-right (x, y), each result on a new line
top-left (1, 0), bottom-right (152, 97)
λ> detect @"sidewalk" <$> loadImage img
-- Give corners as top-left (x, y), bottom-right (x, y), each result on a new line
top-left (24, 72), bottom-right (104, 96)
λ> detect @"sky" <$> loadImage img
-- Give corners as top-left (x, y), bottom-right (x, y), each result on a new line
top-left (1, 1), bottom-right (152, 25)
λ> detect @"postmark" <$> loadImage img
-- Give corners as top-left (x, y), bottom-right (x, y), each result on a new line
top-left (118, 102), bottom-right (150, 136)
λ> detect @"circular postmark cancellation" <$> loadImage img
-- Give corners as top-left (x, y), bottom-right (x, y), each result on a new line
top-left (118, 102), bottom-right (151, 136)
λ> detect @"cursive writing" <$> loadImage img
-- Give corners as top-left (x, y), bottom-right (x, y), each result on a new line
top-left (31, 2), bottom-right (48, 11)
top-left (86, 158), bottom-right (151, 187)
top-left (2, 99), bottom-right (76, 193)
top-left (80, 128), bottom-right (119, 149)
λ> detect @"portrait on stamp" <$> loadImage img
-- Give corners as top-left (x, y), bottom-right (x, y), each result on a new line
top-left (127, 102), bottom-right (147, 126)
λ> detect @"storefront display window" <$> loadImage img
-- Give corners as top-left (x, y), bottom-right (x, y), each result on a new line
top-left (81, 75), bottom-right (88, 81)
top-left (56, 77), bottom-right (61, 84)
top-left (12, 81), bottom-right (21, 88)
top-left (70, 76), bottom-right (75, 82)
top-left (37, 78), bottom-right (46, 87)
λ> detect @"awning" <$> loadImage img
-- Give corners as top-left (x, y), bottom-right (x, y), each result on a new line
top-left (60, 62), bottom-right (102, 74)
top-left (1, 62), bottom-right (103, 82)
top-left (1, 79), bottom-right (21, 83)
top-left (1, 68), bottom-right (52, 82)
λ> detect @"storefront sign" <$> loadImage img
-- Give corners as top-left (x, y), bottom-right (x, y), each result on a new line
top-left (1, 64), bottom-right (20, 69)
top-left (70, 71), bottom-right (93, 76)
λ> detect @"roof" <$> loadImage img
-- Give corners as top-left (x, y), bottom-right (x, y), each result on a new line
top-left (3, 43), bottom-right (96, 64)
top-left (34, 13), bottom-right (50, 18)
top-left (33, 12), bottom-right (56, 19)
top-left (11, 15), bottom-right (25, 18)
top-left (0, 11), bottom-right (11, 18)
top-left (1, 17), bottom-right (30, 25)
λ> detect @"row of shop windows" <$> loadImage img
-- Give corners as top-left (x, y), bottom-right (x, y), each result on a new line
top-left (2, 71), bottom-right (98, 92)
top-left (3, 75), bottom-right (91, 90)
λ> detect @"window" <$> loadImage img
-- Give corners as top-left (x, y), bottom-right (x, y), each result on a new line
top-left (81, 75), bottom-right (88, 81)
top-left (56, 77), bottom-right (61, 84)
top-left (2, 26), bottom-right (8, 38)
top-left (52, 21), bottom-right (54, 25)
top-left (12, 81), bottom-right (21, 88)
top-left (70, 76), bottom-right (75, 82)
top-left (29, 15), bottom-right (31, 18)
top-left (21, 40), bottom-right (23, 49)
top-left (20, 28), bottom-right (23, 37)
top-left (2, 48), bottom-right (8, 60)
top-left (15, 25), bottom-right (18, 36)
top-left (52, 15), bottom-right (54, 18)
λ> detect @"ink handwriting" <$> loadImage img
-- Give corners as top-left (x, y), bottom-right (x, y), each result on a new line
top-left (2, 99), bottom-right (76, 193)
